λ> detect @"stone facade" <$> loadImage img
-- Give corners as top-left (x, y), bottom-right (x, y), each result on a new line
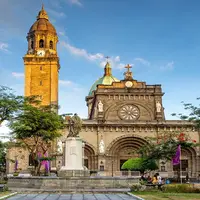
top-left (77, 121), bottom-right (199, 178)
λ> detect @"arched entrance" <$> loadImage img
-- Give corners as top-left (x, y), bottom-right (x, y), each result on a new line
top-left (172, 147), bottom-right (197, 177)
top-left (106, 134), bottom-right (148, 172)
top-left (84, 143), bottom-right (97, 170)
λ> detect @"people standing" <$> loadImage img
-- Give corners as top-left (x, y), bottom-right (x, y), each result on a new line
top-left (157, 173), bottom-right (162, 184)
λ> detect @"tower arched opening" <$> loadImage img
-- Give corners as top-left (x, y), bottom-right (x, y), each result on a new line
top-left (39, 39), bottom-right (44, 48)
top-left (49, 41), bottom-right (53, 49)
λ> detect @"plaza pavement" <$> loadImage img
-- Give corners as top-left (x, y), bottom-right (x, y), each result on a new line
top-left (6, 193), bottom-right (141, 200)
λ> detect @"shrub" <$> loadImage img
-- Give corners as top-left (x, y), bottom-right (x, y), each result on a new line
top-left (131, 184), bottom-right (146, 192)
top-left (163, 184), bottom-right (200, 193)
top-left (3, 185), bottom-right (8, 192)
top-left (121, 158), bottom-right (158, 173)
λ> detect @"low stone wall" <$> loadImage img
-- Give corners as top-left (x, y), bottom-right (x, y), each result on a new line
top-left (7, 176), bottom-right (139, 192)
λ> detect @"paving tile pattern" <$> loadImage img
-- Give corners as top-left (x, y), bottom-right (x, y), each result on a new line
top-left (7, 193), bottom-right (139, 200)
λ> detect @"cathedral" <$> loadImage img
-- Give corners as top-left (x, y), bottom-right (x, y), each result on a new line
top-left (7, 6), bottom-right (200, 179)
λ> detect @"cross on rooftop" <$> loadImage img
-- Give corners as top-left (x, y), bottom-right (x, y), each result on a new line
top-left (125, 64), bottom-right (132, 72)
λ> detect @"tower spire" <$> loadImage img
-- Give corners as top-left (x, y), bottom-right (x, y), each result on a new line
top-left (103, 56), bottom-right (112, 76)
top-left (37, 4), bottom-right (49, 20)
top-left (104, 60), bottom-right (112, 76)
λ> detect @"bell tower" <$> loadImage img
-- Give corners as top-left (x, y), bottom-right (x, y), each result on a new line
top-left (24, 5), bottom-right (60, 108)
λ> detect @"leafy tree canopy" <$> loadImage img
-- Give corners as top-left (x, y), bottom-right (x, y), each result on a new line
top-left (172, 98), bottom-right (200, 129)
top-left (9, 97), bottom-right (65, 175)
top-left (0, 86), bottom-right (24, 125)
top-left (138, 131), bottom-right (197, 164)
top-left (0, 141), bottom-right (7, 172)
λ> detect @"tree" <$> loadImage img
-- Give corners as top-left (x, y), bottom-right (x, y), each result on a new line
top-left (138, 131), bottom-right (197, 164)
top-left (9, 100), bottom-right (64, 175)
top-left (139, 100), bottom-right (200, 164)
top-left (121, 158), bottom-right (158, 173)
top-left (0, 86), bottom-right (23, 126)
top-left (172, 99), bottom-right (200, 130)
top-left (0, 141), bottom-right (7, 173)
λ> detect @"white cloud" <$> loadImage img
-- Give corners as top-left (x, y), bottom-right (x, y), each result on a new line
top-left (59, 31), bottom-right (65, 36)
top-left (100, 61), bottom-right (106, 68)
top-left (117, 63), bottom-right (126, 70)
top-left (60, 41), bottom-right (127, 70)
top-left (134, 57), bottom-right (150, 66)
top-left (60, 41), bottom-right (104, 61)
top-left (67, 0), bottom-right (82, 6)
top-left (160, 61), bottom-right (174, 70)
top-left (114, 56), bottom-right (120, 62)
top-left (0, 121), bottom-right (11, 142)
top-left (50, 0), bottom-right (82, 8)
top-left (59, 80), bottom-right (72, 86)
top-left (0, 42), bottom-right (9, 52)
top-left (50, 0), bottom-right (62, 9)
top-left (12, 72), bottom-right (24, 78)
top-left (46, 8), bottom-right (66, 18)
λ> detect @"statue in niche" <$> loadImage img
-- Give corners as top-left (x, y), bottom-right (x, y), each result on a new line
top-left (67, 113), bottom-right (82, 137)
top-left (98, 100), bottom-right (103, 112)
top-left (99, 139), bottom-right (105, 154)
top-left (156, 101), bottom-right (162, 113)
top-left (57, 140), bottom-right (63, 153)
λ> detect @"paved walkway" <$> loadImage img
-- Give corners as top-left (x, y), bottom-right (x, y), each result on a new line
top-left (7, 193), bottom-right (139, 200)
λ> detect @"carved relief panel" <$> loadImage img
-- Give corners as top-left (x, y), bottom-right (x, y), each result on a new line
top-left (105, 102), bottom-right (154, 121)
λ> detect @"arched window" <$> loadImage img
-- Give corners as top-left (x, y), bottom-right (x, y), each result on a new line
top-left (39, 39), bottom-right (44, 48)
top-left (31, 40), bottom-right (34, 49)
top-left (49, 41), bottom-right (53, 49)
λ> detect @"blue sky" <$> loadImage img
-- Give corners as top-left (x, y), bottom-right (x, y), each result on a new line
top-left (0, 0), bottom-right (200, 135)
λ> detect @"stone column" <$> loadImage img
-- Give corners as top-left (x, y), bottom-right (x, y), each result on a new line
top-left (82, 142), bottom-right (85, 169)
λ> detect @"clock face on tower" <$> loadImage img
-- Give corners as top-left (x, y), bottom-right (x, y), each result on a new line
top-left (37, 50), bottom-right (45, 56)
top-left (125, 81), bottom-right (133, 88)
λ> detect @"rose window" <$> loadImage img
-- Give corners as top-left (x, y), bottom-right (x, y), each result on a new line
top-left (119, 105), bottom-right (140, 120)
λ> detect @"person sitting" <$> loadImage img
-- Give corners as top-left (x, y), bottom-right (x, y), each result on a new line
top-left (140, 174), bottom-right (146, 182)
top-left (152, 174), bottom-right (158, 184)
top-left (147, 175), bottom-right (152, 183)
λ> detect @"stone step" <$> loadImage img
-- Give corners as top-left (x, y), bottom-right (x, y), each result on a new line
top-left (9, 187), bottom-right (131, 193)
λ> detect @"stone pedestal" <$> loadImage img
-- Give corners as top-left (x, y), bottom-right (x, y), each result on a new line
top-left (98, 111), bottom-right (103, 118)
top-left (58, 137), bottom-right (89, 177)
top-left (156, 112), bottom-right (162, 120)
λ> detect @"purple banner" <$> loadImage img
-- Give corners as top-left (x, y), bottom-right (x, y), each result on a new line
top-left (172, 145), bottom-right (181, 165)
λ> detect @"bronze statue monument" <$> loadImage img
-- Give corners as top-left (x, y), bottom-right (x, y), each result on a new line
top-left (67, 113), bottom-right (82, 137)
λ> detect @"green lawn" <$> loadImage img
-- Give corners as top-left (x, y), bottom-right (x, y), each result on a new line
top-left (0, 191), bottom-right (13, 197)
top-left (134, 192), bottom-right (200, 200)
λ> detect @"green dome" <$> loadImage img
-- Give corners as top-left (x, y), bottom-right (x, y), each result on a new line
top-left (89, 75), bottom-right (120, 95)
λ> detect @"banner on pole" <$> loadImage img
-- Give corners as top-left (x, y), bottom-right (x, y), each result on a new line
top-left (172, 145), bottom-right (181, 165)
